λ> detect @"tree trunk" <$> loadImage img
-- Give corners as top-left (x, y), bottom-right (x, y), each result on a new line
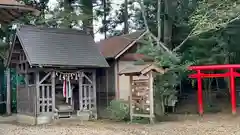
top-left (157, 0), bottom-right (162, 42)
top-left (81, 0), bottom-right (94, 37)
top-left (163, 0), bottom-right (174, 48)
top-left (191, 0), bottom-right (197, 9)
top-left (123, 0), bottom-right (129, 34)
top-left (103, 0), bottom-right (107, 39)
top-left (64, 0), bottom-right (74, 28)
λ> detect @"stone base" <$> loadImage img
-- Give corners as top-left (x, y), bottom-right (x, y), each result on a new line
top-left (37, 114), bottom-right (53, 125)
top-left (16, 111), bottom-right (97, 125)
top-left (16, 114), bottom-right (36, 125)
top-left (17, 113), bottom-right (53, 125)
top-left (77, 111), bottom-right (90, 121)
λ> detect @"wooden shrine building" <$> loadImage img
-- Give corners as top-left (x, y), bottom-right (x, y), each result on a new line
top-left (6, 25), bottom-right (109, 125)
top-left (119, 64), bottom-right (164, 123)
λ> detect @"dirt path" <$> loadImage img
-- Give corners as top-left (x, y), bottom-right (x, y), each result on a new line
top-left (1, 114), bottom-right (240, 135)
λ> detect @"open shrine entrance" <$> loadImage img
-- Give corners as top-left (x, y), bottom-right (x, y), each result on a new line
top-left (53, 70), bottom-right (97, 118)
top-left (35, 70), bottom-right (97, 119)
top-left (188, 64), bottom-right (240, 115)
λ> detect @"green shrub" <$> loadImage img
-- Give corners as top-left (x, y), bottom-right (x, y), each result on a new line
top-left (107, 99), bottom-right (129, 121)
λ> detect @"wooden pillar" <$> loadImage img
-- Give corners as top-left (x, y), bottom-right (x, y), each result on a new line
top-left (25, 73), bottom-right (29, 113)
top-left (92, 70), bottom-right (97, 116)
top-left (36, 72), bottom-right (40, 114)
top-left (79, 72), bottom-right (83, 111)
top-left (51, 71), bottom-right (56, 112)
top-left (6, 68), bottom-right (11, 115)
top-left (106, 69), bottom-right (109, 106)
top-left (149, 72), bottom-right (154, 124)
top-left (129, 75), bottom-right (133, 122)
top-left (16, 72), bottom-right (19, 113)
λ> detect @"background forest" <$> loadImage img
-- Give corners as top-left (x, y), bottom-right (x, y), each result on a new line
top-left (2, 0), bottom-right (240, 119)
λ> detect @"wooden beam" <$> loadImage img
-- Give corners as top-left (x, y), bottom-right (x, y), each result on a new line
top-left (92, 70), bottom-right (97, 118)
top-left (16, 72), bottom-right (19, 114)
top-left (106, 69), bottom-right (109, 106)
top-left (39, 72), bottom-right (51, 84)
top-left (6, 68), bottom-right (11, 115)
top-left (12, 50), bottom-right (21, 54)
top-left (149, 72), bottom-right (154, 124)
top-left (25, 71), bottom-right (29, 113)
top-left (3, 9), bottom-right (20, 18)
top-left (36, 72), bottom-right (40, 114)
top-left (0, 5), bottom-right (40, 16)
top-left (79, 75), bottom-right (83, 111)
top-left (129, 76), bottom-right (133, 122)
top-left (51, 71), bottom-right (56, 113)
top-left (0, 9), bottom-right (16, 20)
top-left (0, 10), bottom-right (13, 23)
top-left (83, 73), bottom-right (93, 84)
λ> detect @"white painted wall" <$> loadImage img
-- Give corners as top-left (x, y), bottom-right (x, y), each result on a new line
top-left (117, 61), bottom-right (150, 100)
top-left (118, 61), bottom-right (135, 100)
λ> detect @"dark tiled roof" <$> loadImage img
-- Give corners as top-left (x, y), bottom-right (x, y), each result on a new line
top-left (16, 25), bottom-right (109, 67)
top-left (98, 30), bottom-right (146, 58)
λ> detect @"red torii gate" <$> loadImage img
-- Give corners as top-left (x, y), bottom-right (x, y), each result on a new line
top-left (188, 64), bottom-right (240, 115)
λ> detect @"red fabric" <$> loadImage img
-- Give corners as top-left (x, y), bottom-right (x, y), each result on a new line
top-left (63, 80), bottom-right (67, 97)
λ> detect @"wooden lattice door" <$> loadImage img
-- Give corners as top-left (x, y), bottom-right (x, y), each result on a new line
top-left (79, 71), bottom-right (97, 113)
top-left (38, 84), bottom-right (53, 113)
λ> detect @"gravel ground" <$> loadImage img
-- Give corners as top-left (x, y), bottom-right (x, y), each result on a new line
top-left (1, 114), bottom-right (240, 135)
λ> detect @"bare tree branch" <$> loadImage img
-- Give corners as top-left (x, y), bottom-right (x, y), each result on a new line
top-left (172, 17), bottom-right (201, 52)
top-left (137, 0), bottom-right (175, 56)
top-left (138, 0), bottom-right (150, 31)
top-left (173, 0), bottom-right (232, 52)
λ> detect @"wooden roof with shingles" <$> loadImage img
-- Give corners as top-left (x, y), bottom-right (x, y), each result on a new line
top-left (98, 30), bottom-right (147, 59)
top-left (119, 64), bottom-right (165, 76)
top-left (8, 25), bottom-right (109, 68)
top-left (0, 0), bottom-right (39, 24)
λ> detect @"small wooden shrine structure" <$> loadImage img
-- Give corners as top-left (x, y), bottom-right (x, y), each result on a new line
top-left (6, 25), bottom-right (109, 125)
top-left (119, 64), bottom-right (164, 123)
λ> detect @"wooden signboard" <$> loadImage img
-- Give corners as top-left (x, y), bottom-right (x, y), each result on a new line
top-left (132, 79), bottom-right (150, 114)
top-left (119, 64), bottom-right (163, 123)
top-left (129, 73), bottom-right (154, 123)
